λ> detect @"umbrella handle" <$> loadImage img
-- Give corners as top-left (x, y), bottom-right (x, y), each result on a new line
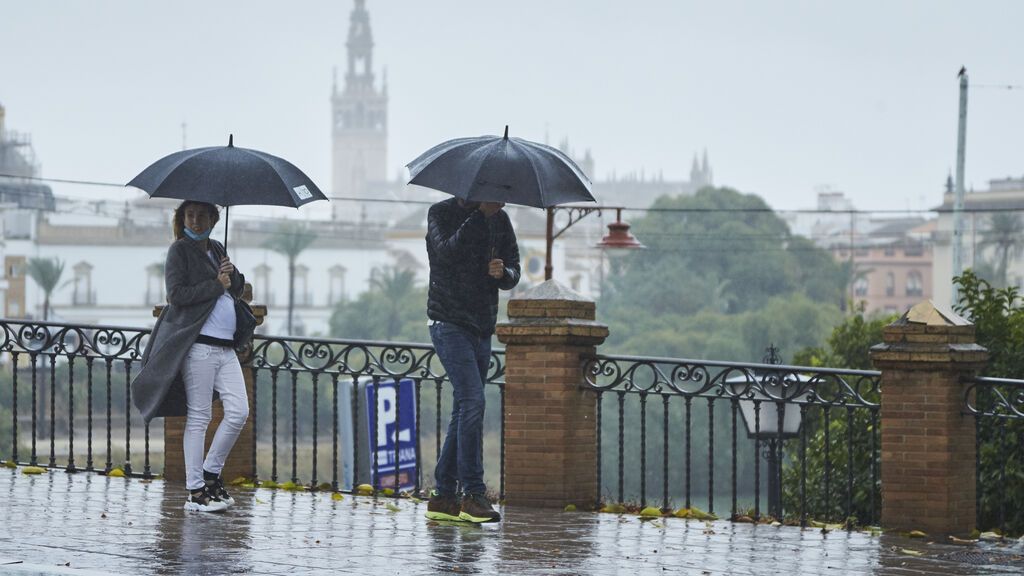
top-left (224, 205), bottom-right (229, 252)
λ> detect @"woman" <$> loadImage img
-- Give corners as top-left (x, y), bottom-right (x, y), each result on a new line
top-left (132, 200), bottom-right (248, 513)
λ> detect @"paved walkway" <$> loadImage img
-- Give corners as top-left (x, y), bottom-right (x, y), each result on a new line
top-left (0, 469), bottom-right (1022, 575)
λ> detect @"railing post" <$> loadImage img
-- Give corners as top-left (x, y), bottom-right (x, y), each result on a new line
top-left (160, 283), bottom-right (266, 483)
top-left (495, 280), bottom-right (608, 509)
top-left (869, 300), bottom-right (987, 536)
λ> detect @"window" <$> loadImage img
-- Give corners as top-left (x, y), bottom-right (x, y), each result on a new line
top-left (144, 263), bottom-right (164, 306)
top-left (854, 276), bottom-right (869, 297)
top-left (906, 271), bottom-right (923, 297)
top-left (72, 261), bottom-right (95, 306)
top-left (254, 264), bottom-right (273, 306)
top-left (328, 265), bottom-right (347, 306)
top-left (295, 264), bottom-right (311, 307)
top-left (885, 272), bottom-right (895, 297)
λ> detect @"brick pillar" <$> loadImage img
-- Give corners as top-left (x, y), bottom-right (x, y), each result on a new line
top-left (495, 280), bottom-right (609, 509)
top-left (161, 283), bottom-right (267, 483)
top-left (870, 300), bottom-right (987, 536)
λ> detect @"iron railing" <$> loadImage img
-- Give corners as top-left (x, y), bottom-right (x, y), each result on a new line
top-left (0, 319), bottom-right (506, 498)
top-left (963, 376), bottom-right (1024, 535)
top-left (583, 353), bottom-right (882, 526)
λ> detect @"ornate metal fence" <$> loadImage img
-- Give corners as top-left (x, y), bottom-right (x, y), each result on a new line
top-left (0, 320), bottom-right (506, 498)
top-left (248, 334), bottom-right (506, 496)
top-left (583, 352), bottom-right (882, 525)
top-left (963, 376), bottom-right (1024, 535)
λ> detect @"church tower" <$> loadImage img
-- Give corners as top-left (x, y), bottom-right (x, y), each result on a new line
top-left (331, 0), bottom-right (387, 219)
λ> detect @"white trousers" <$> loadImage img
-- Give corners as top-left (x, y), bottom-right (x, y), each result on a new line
top-left (182, 343), bottom-right (249, 491)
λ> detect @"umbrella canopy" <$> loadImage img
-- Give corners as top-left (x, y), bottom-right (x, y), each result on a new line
top-left (406, 126), bottom-right (594, 208)
top-left (127, 135), bottom-right (327, 208)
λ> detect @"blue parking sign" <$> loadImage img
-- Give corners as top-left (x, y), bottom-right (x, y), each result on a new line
top-left (365, 379), bottom-right (417, 491)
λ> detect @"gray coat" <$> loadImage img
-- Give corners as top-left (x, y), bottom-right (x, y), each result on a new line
top-left (131, 237), bottom-right (244, 422)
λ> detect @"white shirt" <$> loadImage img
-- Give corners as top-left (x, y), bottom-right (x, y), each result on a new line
top-left (199, 251), bottom-right (236, 340)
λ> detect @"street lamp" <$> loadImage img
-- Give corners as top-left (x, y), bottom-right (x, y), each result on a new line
top-left (727, 346), bottom-right (807, 519)
top-left (544, 206), bottom-right (643, 281)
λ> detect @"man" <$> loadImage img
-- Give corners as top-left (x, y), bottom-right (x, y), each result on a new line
top-left (424, 198), bottom-right (520, 523)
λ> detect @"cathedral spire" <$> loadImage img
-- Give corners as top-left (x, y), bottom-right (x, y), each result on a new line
top-left (345, 0), bottom-right (375, 91)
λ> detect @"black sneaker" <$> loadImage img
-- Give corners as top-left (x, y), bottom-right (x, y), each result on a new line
top-left (204, 470), bottom-right (235, 507)
top-left (425, 490), bottom-right (463, 522)
top-left (184, 485), bottom-right (228, 513)
top-left (459, 493), bottom-right (501, 523)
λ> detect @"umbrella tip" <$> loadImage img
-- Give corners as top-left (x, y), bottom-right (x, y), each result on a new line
top-left (228, 134), bottom-right (234, 147)
top-left (503, 125), bottom-right (508, 139)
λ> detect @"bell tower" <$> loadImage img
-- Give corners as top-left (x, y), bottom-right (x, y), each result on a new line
top-left (331, 0), bottom-right (387, 219)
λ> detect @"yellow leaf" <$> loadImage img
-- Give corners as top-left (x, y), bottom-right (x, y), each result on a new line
top-left (21, 466), bottom-right (46, 475)
top-left (382, 488), bottom-right (395, 496)
top-left (639, 506), bottom-right (663, 517)
top-left (229, 477), bottom-right (250, 486)
top-left (386, 503), bottom-right (401, 512)
top-left (279, 481), bottom-right (302, 491)
top-left (600, 503), bottom-right (626, 514)
top-left (673, 508), bottom-right (691, 518)
top-left (688, 507), bottom-right (718, 521)
top-left (107, 468), bottom-right (125, 477)
top-left (356, 484), bottom-right (375, 496)
top-left (907, 530), bottom-right (928, 539)
top-left (564, 504), bottom-right (577, 512)
top-left (2, 460), bottom-right (16, 469)
top-left (260, 480), bottom-right (279, 489)
top-left (331, 492), bottom-right (344, 501)
top-left (899, 548), bottom-right (923, 557)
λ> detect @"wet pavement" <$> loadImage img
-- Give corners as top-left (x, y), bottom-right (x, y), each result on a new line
top-left (1, 469), bottom-right (1022, 575)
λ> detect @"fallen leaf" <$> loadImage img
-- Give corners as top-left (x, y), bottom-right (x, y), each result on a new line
top-left (331, 492), bottom-right (344, 501)
top-left (640, 506), bottom-right (663, 518)
top-left (907, 530), bottom-right (928, 539)
top-left (947, 535), bottom-right (976, 545)
top-left (386, 503), bottom-right (401, 512)
top-left (2, 461), bottom-right (16, 469)
top-left (899, 548), bottom-right (923, 557)
top-left (229, 477), bottom-right (250, 486)
top-left (107, 468), bottom-right (125, 478)
top-left (21, 466), bottom-right (46, 475)
top-left (564, 504), bottom-right (577, 512)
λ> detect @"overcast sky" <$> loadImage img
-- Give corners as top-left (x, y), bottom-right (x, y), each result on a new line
top-left (2, 0), bottom-right (1022, 214)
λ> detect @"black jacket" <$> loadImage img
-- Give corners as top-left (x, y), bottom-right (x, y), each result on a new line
top-left (426, 198), bottom-right (521, 336)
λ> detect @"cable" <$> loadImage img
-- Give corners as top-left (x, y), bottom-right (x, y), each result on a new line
top-left (2, 172), bottom-right (1012, 216)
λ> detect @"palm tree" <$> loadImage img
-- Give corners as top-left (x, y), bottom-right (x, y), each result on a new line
top-left (979, 213), bottom-right (1024, 287)
top-left (263, 222), bottom-right (317, 335)
top-left (26, 257), bottom-right (65, 321)
top-left (370, 266), bottom-right (417, 341)
top-left (25, 257), bottom-right (64, 440)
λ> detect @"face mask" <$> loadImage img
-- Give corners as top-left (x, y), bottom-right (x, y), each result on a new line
top-left (183, 227), bottom-right (211, 241)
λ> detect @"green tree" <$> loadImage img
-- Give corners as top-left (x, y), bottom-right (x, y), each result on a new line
top-left (783, 309), bottom-right (894, 524)
top-left (263, 222), bottom-right (317, 335)
top-left (979, 213), bottom-right (1024, 288)
top-left (953, 269), bottom-right (1024, 534)
top-left (26, 257), bottom-right (65, 321)
top-left (329, 266), bottom-right (428, 342)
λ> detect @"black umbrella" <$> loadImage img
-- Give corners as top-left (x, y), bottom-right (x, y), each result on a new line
top-left (126, 135), bottom-right (327, 248)
top-left (406, 126), bottom-right (595, 208)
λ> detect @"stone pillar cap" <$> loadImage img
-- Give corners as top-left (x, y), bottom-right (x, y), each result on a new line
top-left (514, 279), bottom-right (589, 302)
top-left (898, 300), bottom-right (970, 327)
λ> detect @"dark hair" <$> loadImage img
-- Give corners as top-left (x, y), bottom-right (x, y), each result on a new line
top-left (171, 200), bottom-right (219, 241)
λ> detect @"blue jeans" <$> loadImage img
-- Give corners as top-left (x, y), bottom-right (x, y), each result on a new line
top-left (430, 321), bottom-right (491, 496)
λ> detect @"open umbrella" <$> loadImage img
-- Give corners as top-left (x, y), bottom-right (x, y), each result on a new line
top-left (126, 135), bottom-right (327, 249)
top-left (406, 126), bottom-right (594, 208)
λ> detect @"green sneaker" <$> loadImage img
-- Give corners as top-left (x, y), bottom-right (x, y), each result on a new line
top-left (425, 490), bottom-right (463, 521)
top-left (459, 493), bottom-right (501, 523)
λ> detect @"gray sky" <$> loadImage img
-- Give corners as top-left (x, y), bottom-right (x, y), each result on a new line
top-left (2, 0), bottom-right (1023, 213)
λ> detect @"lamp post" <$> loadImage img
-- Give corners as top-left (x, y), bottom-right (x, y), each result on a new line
top-left (544, 206), bottom-right (642, 281)
top-left (729, 346), bottom-right (806, 519)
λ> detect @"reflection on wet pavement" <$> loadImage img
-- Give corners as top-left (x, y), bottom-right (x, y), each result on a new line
top-left (0, 469), bottom-right (1021, 575)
